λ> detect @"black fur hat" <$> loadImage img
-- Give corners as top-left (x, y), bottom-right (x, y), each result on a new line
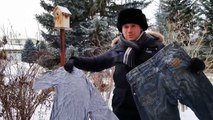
top-left (117, 8), bottom-right (148, 32)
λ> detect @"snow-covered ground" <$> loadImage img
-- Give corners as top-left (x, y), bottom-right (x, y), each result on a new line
top-left (31, 105), bottom-right (199, 120)
top-left (31, 74), bottom-right (213, 120)
top-left (30, 73), bottom-right (213, 120)
top-left (180, 108), bottom-right (198, 120)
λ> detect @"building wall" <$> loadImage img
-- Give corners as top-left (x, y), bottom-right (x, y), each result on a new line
top-left (0, 38), bottom-right (38, 61)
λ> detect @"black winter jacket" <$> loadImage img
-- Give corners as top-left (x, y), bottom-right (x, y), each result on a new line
top-left (73, 32), bottom-right (165, 120)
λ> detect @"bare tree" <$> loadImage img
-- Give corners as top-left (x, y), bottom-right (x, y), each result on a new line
top-left (165, 20), bottom-right (213, 74)
top-left (88, 68), bottom-right (114, 103)
top-left (0, 60), bottom-right (52, 120)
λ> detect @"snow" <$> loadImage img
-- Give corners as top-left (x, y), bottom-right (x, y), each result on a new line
top-left (31, 105), bottom-right (52, 120)
top-left (30, 73), bottom-right (213, 120)
top-left (30, 103), bottom-right (199, 120)
top-left (180, 108), bottom-right (199, 120)
top-left (0, 44), bottom-right (23, 50)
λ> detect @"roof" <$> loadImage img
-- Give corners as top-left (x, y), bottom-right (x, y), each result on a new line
top-left (0, 44), bottom-right (23, 51)
top-left (54, 5), bottom-right (72, 15)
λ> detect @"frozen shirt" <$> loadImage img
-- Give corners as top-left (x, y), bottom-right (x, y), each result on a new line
top-left (33, 67), bottom-right (118, 120)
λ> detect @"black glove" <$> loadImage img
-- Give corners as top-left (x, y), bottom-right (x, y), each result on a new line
top-left (188, 58), bottom-right (205, 73)
top-left (64, 58), bottom-right (75, 73)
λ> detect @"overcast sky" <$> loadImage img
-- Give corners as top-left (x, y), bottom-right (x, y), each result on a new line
top-left (0, 0), bottom-right (44, 39)
top-left (0, 0), bottom-right (159, 39)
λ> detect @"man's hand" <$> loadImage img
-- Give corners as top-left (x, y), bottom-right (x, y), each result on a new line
top-left (111, 36), bottom-right (119, 47)
top-left (64, 59), bottom-right (75, 73)
top-left (188, 58), bottom-right (205, 73)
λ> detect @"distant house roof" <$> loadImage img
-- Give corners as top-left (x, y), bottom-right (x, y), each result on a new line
top-left (0, 44), bottom-right (23, 51)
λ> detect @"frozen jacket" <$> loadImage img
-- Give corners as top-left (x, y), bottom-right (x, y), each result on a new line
top-left (33, 67), bottom-right (118, 120)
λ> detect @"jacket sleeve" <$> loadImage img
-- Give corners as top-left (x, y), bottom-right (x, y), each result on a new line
top-left (73, 48), bottom-right (116, 72)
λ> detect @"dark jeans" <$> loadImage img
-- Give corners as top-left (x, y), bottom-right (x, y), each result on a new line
top-left (126, 41), bottom-right (213, 120)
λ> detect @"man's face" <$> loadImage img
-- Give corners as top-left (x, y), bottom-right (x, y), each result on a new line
top-left (122, 23), bottom-right (142, 41)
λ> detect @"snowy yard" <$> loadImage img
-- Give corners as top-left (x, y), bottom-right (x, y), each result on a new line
top-left (0, 62), bottom-right (211, 120)
top-left (180, 109), bottom-right (199, 120)
top-left (31, 106), bottom-right (199, 120)
top-left (30, 74), bottom-right (213, 120)
top-left (30, 102), bottom-right (200, 120)
top-left (29, 73), bottom-right (213, 120)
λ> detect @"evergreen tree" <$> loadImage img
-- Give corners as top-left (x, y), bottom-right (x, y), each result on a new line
top-left (36, 0), bottom-right (152, 56)
top-left (156, 0), bottom-right (212, 64)
top-left (37, 41), bottom-right (48, 51)
top-left (21, 39), bottom-right (37, 63)
top-left (195, 0), bottom-right (213, 60)
top-left (155, 2), bottom-right (168, 39)
top-left (197, 0), bottom-right (213, 42)
top-left (159, 0), bottom-right (198, 45)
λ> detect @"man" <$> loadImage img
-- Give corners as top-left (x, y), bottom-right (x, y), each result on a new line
top-left (64, 8), bottom-right (205, 120)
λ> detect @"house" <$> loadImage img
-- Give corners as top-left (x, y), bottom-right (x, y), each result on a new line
top-left (0, 44), bottom-right (23, 61)
top-left (0, 38), bottom-right (38, 61)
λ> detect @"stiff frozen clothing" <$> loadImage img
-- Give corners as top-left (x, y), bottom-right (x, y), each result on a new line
top-left (127, 41), bottom-right (213, 120)
top-left (33, 67), bottom-right (118, 120)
